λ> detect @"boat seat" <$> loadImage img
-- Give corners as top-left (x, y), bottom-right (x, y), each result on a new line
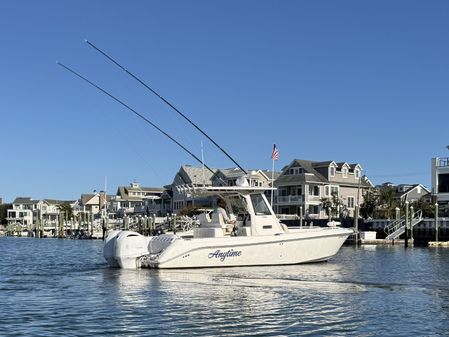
top-left (209, 212), bottom-right (225, 228)
top-left (198, 213), bottom-right (212, 227)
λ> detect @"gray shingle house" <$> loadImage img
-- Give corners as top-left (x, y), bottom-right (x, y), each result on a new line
top-left (171, 165), bottom-right (218, 213)
top-left (274, 159), bottom-right (373, 219)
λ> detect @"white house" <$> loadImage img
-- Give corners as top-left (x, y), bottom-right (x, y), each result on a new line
top-left (432, 156), bottom-right (449, 209)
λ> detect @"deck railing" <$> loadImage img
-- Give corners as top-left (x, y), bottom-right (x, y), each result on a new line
top-left (384, 210), bottom-right (423, 240)
top-left (437, 157), bottom-right (449, 167)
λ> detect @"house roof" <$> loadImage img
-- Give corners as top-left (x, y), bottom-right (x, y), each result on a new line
top-left (394, 184), bottom-right (431, 199)
top-left (274, 159), bottom-right (328, 185)
top-left (115, 183), bottom-right (165, 201)
top-left (13, 197), bottom-right (39, 205)
top-left (312, 160), bottom-right (334, 168)
top-left (260, 169), bottom-right (282, 180)
top-left (176, 165), bottom-right (217, 185)
top-left (81, 194), bottom-right (96, 205)
top-left (43, 199), bottom-right (76, 205)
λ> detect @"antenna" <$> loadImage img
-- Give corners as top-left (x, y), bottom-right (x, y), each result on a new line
top-left (57, 61), bottom-right (216, 176)
top-left (85, 40), bottom-right (247, 175)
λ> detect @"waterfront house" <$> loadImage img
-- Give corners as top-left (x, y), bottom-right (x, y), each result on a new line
top-left (7, 197), bottom-right (36, 226)
top-left (74, 192), bottom-right (107, 216)
top-left (394, 184), bottom-right (431, 205)
top-left (432, 156), bottom-right (449, 214)
top-left (171, 165), bottom-right (217, 214)
top-left (7, 197), bottom-right (75, 227)
top-left (112, 182), bottom-right (170, 217)
top-left (273, 159), bottom-right (373, 219)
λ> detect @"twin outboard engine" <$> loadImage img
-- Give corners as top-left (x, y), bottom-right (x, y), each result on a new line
top-left (103, 230), bottom-right (152, 269)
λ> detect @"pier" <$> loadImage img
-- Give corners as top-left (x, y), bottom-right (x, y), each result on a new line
top-left (0, 214), bottom-right (197, 240)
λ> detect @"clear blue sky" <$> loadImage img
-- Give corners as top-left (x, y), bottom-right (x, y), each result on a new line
top-left (1, 0), bottom-right (448, 203)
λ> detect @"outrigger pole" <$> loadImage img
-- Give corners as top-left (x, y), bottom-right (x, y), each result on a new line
top-left (85, 40), bottom-right (248, 175)
top-left (57, 61), bottom-right (217, 176)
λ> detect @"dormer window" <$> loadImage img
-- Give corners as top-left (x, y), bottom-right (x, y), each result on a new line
top-left (287, 167), bottom-right (303, 175)
top-left (329, 166), bottom-right (336, 177)
top-left (342, 167), bottom-right (348, 178)
top-left (355, 169), bottom-right (360, 179)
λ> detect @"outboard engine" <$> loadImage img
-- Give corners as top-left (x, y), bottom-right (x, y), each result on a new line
top-left (103, 230), bottom-right (121, 267)
top-left (103, 230), bottom-right (151, 269)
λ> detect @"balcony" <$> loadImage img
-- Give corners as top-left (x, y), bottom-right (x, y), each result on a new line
top-left (276, 195), bottom-right (304, 204)
top-left (437, 158), bottom-right (449, 167)
top-left (305, 195), bottom-right (321, 203)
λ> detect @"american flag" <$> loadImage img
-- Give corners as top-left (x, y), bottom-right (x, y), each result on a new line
top-left (271, 144), bottom-right (279, 161)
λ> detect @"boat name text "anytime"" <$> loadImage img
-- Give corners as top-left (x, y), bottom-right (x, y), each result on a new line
top-left (208, 249), bottom-right (242, 262)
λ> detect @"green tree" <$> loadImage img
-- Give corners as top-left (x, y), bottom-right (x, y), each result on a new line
top-left (360, 189), bottom-right (378, 219)
top-left (57, 202), bottom-right (73, 220)
top-left (0, 203), bottom-right (12, 225)
top-left (410, 197), bottom-right (435, 218)
top-left (378, 185), bottom-right (397, 219)
top-left (321, 192), bottom-right (346, 218)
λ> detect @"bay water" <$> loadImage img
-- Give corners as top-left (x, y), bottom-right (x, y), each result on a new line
top-left (1, 237), bottom-right (448, 336)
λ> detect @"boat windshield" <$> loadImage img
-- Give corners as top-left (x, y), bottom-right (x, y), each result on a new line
top-left (250, 194), bottom-right (271, 215)
top-left (227, 195), bottom-right (247, 215)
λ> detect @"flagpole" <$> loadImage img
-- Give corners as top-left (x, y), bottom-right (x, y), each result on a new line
top-left (271, 158), bottom-right (275, 206)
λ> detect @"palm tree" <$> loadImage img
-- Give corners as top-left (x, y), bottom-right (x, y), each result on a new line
top-left (57, 202), bottom-right (73, 220)
top-left (321, 192), bottom-right (345, 218)
top-left (360, 188), bottom-right (378, 219)
top-left (378, 185), bottom-right (397, 219)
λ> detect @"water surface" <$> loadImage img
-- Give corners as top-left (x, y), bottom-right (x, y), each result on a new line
top-left (1, 237), bottom-right (448, 336)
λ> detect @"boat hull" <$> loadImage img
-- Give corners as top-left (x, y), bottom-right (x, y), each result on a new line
top-left (147, 227), bottom-right (352, 269)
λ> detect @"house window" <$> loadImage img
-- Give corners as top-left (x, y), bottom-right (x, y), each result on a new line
top-left (347, 196), bottom-right (355, 209)
top-left (288, 167), bottom-right (303, 175)
top-left (355, 169), bottom-right (360, 179)
top-left (308, 185), bottom-right (319, 196)
top-left (308, 205), bottom-right (319, 214)
top-left (417, 186), bottom-right (421, 194)
top-left (331, 186), bottom-right (339, 196)
top-left (342, 167), bottom-right (348, 178)
top-left (329, 166), bottom-right (335, 177)
top-left (325, 185), bottom-right (339, 197)
top-left (290, 186), bottom-right (302, 196)
top-left (279, 189), bottom-right (288, 196)
top-left (228, 179), bottom-right (236, 186)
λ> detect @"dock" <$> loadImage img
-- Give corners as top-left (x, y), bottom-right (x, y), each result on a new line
top-left (428, 241), bottom-right (449, 247)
